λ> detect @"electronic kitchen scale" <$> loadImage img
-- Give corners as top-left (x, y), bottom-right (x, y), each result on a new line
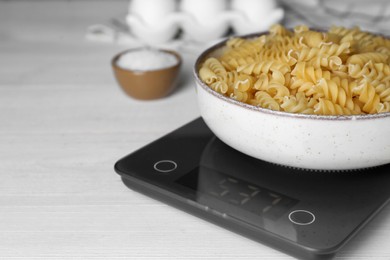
top-left (115, 117), bottom-right (390, 260)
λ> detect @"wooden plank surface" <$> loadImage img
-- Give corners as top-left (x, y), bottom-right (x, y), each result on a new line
top-left (1, 1), bottom-right (389, 259)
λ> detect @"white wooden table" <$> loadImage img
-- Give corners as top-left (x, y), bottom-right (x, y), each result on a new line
top-left (1, 1), bottom-right (390, 259)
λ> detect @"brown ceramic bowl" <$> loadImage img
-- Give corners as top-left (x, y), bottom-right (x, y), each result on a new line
top-left (112, 49), bottom-right (181, 100)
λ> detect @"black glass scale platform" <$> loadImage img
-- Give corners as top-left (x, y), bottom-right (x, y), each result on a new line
top-left (114, 117), bottom-right (390, 260)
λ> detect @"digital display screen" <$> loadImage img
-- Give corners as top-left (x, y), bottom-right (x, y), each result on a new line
top-left (176, 166), bottom-right (298, 221)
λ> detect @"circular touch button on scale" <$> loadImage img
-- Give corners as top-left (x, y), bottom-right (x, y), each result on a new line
top-left (288, 210), bottom-right (315, 225)
top-left (153, 160), bottom-right (177, 173)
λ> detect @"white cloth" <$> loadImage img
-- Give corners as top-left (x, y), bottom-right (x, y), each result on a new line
top-left (280, 0), bottom-right (390, 34)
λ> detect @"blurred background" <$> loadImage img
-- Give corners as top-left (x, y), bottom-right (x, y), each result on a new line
top-left (1, 0), bottom-right (390, 259)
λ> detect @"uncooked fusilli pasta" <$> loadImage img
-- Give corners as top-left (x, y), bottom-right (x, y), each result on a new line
top-left (199, 24), bottom-right (390, 115)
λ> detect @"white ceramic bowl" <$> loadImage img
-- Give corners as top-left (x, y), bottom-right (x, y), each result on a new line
top-left (194, 33), bottom-right (390, 171)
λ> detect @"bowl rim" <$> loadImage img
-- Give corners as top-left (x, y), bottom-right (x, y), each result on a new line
top-left (193, 31), bottom-right (390, 121)
top-left (112, 48), bottom-right (182, 73)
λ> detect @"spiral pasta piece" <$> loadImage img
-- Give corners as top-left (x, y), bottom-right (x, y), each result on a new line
top-left (253, 73), bottom-right (269, 91)
top-left (347, 52), bottom-right (388, 66)
top-left (237, 61), bottom-right (290, 75)
top-left (234, 74), bottom-right (255, 92)
top-left (209, 81), bottom-right (229, 94)
top-left (230, 88), bottom-right (253, 103)
top-left (199, 67), bottom-right (218, 85)
top-left (281, 93), bottom-right (315, 114)
top-left (331, 77), bottom-right (357, 97)
top-left (293, 25), bottom-right (309, 34)
top-left (291, 62), bottom-right (331, 83)
top-left (348, 63), bottom-right (370, 79)
top-left (354, 80), bottom-right (381, 113)
top-left (289, 78), bottom-right (316, 96)
top-left (314, 98), bottom-right (356, 115)
top-left (269, 24), bottom-right (292, 37)
top-left (314, 78), bottom-right (356, 111)
top-left (251, 91), bottom-right (280, 110)
top-left (375, 83), bottom-right (390, 102)
top-left (226, 37), bottom-right (247, 48)
top-left (377, 102), bottom-right (390, 113)
top-left (299, 31), bottom-right (327, 48)
top-left (224, 71), bottom-right (239, 95)
top-left (201, 57), bottom-right (227, 80)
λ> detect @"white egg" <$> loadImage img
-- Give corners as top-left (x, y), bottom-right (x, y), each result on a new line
top-left (230, 0), bottom-right (284, 34)
top-left (126, 0), bottom-right (181, 44)
top-left (129, 0), bottom-right (177, 26)
top-left (180, 0), bottom-right (230, 42)
top-left (181, 0), bottom-right (227, 26)
top-left (231, 0), bottom-right (278, 23)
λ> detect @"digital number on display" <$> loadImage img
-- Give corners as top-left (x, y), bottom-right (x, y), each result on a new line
top-left (176, 167), bottom-right (298, 220)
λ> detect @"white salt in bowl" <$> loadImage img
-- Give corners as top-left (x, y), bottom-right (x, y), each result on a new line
top-left (112, 48), bottom-right (181, 100)
top-left (194, 33), bottom-right (390, 171)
